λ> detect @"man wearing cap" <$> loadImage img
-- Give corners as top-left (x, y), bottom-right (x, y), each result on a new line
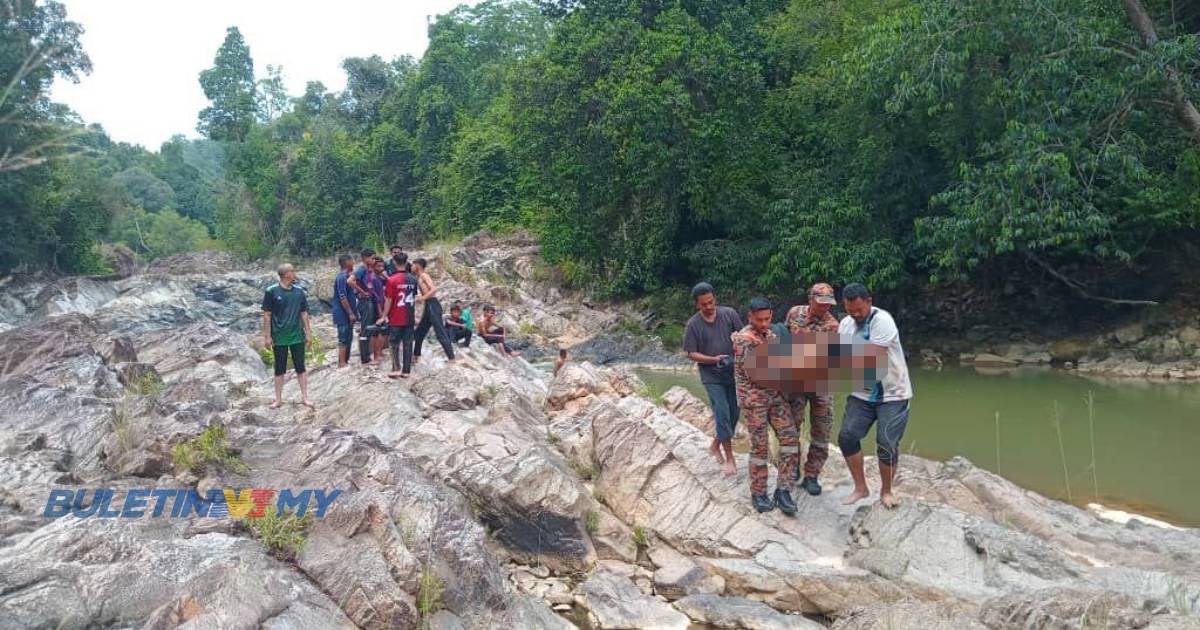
top-left (733, 297), bottom-right (800, 515)
top-left (683, 282), bottom-right (743, 477)
top-left (784, 283), bottom-right (840, 496)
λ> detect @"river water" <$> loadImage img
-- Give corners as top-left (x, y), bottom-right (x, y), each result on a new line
top-left (634, 366), bottom-right (1200, 527)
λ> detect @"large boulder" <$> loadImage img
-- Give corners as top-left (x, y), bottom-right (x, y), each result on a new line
top-left (576, 570), bottom-right (690, 630)
top-left (673, 594), bottom-right (821, 630)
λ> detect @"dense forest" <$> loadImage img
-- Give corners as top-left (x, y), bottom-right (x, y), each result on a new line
top-left (4, 0), bottom-right (1200, 323)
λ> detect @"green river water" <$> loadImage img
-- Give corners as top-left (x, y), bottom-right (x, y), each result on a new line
top-left (634, 366), bottom-right (1200, 527)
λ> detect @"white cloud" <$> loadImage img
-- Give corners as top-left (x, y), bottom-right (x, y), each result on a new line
top-left (50, 0), bottom-right (475, 150)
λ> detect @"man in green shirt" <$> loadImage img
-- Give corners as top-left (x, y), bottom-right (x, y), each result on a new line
top-left (261, 263), bottom-right (314, 409)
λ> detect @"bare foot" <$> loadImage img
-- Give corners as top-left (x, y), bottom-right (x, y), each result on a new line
top-left (708, 440), bottom-right (724, 464)
top-left (722, 460), bottom-right (736, 477)
top-left (302, 399), bottom-right (315, 410)
top-left (400, 373), bottom-right (410, 379)
top-left (269, 400), bottom-right (283, 409)
top-left (880, 492), bottom-right (901, 509)
top-left (387, 371), bottom-right (404, 379)
top-left (842, 487), bottom-right (870, 505)
top-left (510, 351), bottom-right (522, 357)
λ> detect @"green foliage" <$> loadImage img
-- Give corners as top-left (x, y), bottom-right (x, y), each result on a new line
top-left (110, 207), bottom-right (216, 260)
top-left (585, 510), bottom-right (600, 534)
top-left (197, 27), bottom-right (257, 141)
top-left (417, 565), bottom-right (445, 618)
top-left (569, 457), bottom-right (595, 481)
top-left (129, 371), bottom-right (164, 396)
top-left (247, 508), bottom-right (311, 561)
top-left (631, 525), bottom-right (648, 551)
top-left (171, 423), bottom-right (247, 475)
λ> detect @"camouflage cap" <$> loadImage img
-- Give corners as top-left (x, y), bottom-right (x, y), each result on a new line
top-left (809, 282), bottom-right (836, 304)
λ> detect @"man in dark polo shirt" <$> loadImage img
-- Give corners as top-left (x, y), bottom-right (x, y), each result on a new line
top-left (682, 282), bottom-right (743, 477)
top-left (262, 263), bottom-right (314, 409)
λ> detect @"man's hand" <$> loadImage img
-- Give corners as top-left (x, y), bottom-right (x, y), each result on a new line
top-left (263, 336), bottom-right (273, 349)
top-left (349, 312), bottom-right (358, 323)
top-left (376, 317), bottom-right (387, 326)
top-left (306, 335), bottom-right (314, 348)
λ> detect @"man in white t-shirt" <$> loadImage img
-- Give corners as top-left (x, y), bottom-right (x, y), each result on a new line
top-left (836, 283), bottom-right (912, 509)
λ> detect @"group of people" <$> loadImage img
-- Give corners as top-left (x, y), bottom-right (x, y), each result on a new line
top-left (260, 251), bottom-right (911, 516)
top-left (260, 245), bottom-right (525, 409)
top-left (683, 282), bottom-right (912, 516)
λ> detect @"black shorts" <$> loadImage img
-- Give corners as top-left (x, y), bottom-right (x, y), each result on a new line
top-left (273, 342), bottom-right (306, 376)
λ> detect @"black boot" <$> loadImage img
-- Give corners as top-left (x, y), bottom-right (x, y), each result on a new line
top-left (799, 476), bottom-right (822, 496)
top-left (774, 488), bottom-right (797, 516)
top-left (751, 494), bottom-right (775, 513)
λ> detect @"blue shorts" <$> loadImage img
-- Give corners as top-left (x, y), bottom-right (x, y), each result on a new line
top-left (336, 323), bottom-right (353, 347)
top-left (703, 382), bottom-right (740, 442)
top-left (838, 396), bottom-right (911, 466)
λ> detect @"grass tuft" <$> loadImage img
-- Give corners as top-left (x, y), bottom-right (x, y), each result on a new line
top-left (585, 510), bottom-right (600, 534)
top-left (172, 423), bottom-right (248, 475)
top-left (248, 508), bottom-right (310, 561)
top-left (418, 565), bottom-right (445, 618)
top-left (130, 371), bottom-right (164, 396)
top-left (1051, 401), bottom-right (1072, 503)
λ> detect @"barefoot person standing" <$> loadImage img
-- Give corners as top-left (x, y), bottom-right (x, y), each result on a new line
top-left (837, 283), bottom-right (913, 509)
top-left (262, 263), bottom-right (314, 409)
top-left (682, 282), bottom-right (742, 477)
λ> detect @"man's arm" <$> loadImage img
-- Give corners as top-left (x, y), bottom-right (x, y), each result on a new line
top-left (445, 319), bottom-right (465, 329)
top-left (262, 311), bottom-right (273, 348)
top-left (682, 321), bottom-right (725, 364)
top-left (261, 289), bottom-right (273, 347)
top-left (376, 297), bottom-right (392, 325)
top-left (687, 351), bottom-right (724, 365)
top-left (336, 277), bottom-right (356, 323)
top-left (301, 311), bottom-right (313, 346)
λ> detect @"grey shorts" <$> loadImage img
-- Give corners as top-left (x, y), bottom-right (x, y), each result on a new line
top-left (838, 396), bottom-right (911, 466)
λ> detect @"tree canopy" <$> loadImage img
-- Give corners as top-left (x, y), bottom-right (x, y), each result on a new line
top-left (5, 0), bottom-right (1200, 326)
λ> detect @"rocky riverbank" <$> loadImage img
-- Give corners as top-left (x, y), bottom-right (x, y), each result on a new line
top-left (912, 310), bottom-right (1200, 381)
top-left (1, 234), bottom-right (1198, 629)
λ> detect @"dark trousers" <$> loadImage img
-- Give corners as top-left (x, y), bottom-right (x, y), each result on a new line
top-left (273, 342), bottom-right (305, 376)
top-left (389, 324), bottom-right (414, 374)
top-left (703, 382), bottom-right (740, 442)
top-left (356, 297), bottom-right (376, 364)
top-left (414, 298), bottom-right (455, 360)
top-left (449, 326), bottom-right (472, 346)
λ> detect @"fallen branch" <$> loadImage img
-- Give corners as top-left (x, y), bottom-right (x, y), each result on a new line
top-left (1024, 252), bottom-right (1158, 306)
top-left (1122, 0), bottom-right (1200, 144)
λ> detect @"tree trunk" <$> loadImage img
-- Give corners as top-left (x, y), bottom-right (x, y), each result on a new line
top-left (1122, 0), bottom-right (1200, 143)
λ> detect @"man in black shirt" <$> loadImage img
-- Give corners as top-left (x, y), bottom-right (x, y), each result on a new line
top-left (682, 282), bottom-right (743, 477)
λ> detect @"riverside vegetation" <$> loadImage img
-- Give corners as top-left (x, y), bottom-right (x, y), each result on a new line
top-left (5, 0), bottom-right (1200, 336)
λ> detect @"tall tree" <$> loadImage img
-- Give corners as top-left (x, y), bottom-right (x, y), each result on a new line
top-left (255, 64), bottom-right (290, 122)
top-left (197, 27), bottom-right (257, 142)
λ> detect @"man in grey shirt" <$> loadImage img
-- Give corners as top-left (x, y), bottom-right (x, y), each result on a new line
top-left (683, 282), bottom-right (743, 476)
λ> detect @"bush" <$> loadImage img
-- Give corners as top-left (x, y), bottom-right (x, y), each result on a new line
top-left (248, 508), bottom-right (311, 561)
top-left (172, 424), bottom-right (247, 474)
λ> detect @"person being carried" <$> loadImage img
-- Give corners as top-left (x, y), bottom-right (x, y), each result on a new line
top-left (332, 254), bottom-right (358, 368)
top-left (682, 282), bottom-right (743, 477)
top-left (837, 283), bottom-right (913, 509)
top-left (478, 305), bottom-right (520, 357)
top-left (784, 282), bottom-right (841, 496)
top-left (262, 263), bottom-right (314, 409)
top-left (733, 297), bottom-right (799, 516)
top-left (411, 257), bottom-right (456, 364)
top-left (351, 248), bottom-right (377, 366)
top-left (377, 253), bottom-right (419, 379)
top-left (445, 302), bottom-right (473, 347)
top-left (554, 348), bottom-right (568, 376)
